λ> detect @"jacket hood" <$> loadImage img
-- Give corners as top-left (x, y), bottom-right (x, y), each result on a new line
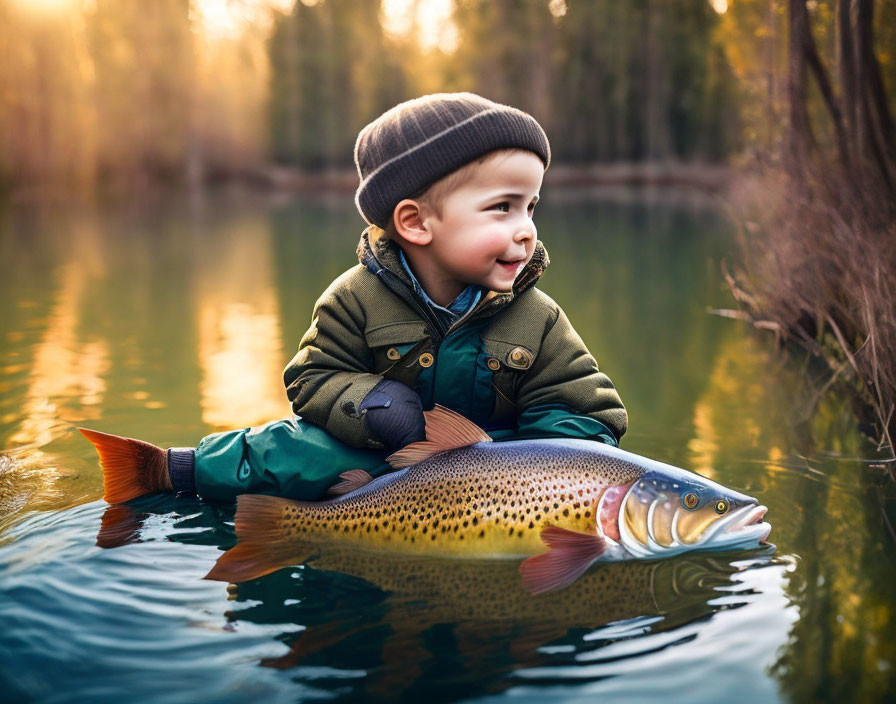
top-left (356, 226), bottom-right (550, 308)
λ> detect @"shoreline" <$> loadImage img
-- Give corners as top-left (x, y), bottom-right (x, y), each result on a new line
top-left (245, 160), bottom-right (732, 194)
top-left (4, 161), bottom-right (732, 204)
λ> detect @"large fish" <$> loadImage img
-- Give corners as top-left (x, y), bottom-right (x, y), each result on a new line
top-left (206, 406), bottom-right (771, 593)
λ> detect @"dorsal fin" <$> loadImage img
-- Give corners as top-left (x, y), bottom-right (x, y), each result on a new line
top-left (386, 405), bottom-right (491, 469)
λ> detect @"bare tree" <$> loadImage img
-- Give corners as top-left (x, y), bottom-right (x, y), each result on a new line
top-left (788, 0), bottom-right (895, 202)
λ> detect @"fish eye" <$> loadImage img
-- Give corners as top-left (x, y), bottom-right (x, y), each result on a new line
top-left (715, 500), bottom-right (729, 514)
top-left (682, 492), bottom-right (699, 509)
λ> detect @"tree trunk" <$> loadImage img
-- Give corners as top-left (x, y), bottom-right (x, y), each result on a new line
top-left (787, 0), bottom-right (813, 174)
top-left (836, 0), bottom-right (858, 175)
top-left (856, 0), bottom-right (895, 193)
top-left (791, 1), bottom-right (851, 175)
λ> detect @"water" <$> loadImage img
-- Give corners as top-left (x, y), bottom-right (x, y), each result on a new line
top-left (1, 187), bottom-right (894, 703)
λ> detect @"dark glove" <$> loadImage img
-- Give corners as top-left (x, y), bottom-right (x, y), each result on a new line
top-left (359, 379), bottom-right (425, 450)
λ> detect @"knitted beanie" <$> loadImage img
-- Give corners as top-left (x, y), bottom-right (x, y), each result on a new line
top-left (354, 92), bottom-right (551, 228)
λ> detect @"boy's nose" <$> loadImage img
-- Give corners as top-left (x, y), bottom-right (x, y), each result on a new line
top-left (514, 220), bottom-right (536, 243)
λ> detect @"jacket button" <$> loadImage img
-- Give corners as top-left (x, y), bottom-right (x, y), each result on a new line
top-left (486, 357), bottom-right (501, 371)
top-left (386, 347), bottom-right (401, 360)
top-left (507, 346), bottom-right (533, 369)
top-left (418, 352), bottom-right (434, 368)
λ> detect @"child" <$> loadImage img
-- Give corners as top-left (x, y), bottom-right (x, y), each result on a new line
top-left (83, 93), bottom-right (627, 504)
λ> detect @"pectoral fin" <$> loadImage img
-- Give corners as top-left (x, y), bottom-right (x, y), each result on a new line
top-left (326, 469), bottom-right (374, 496)
top-left (519, 526), bottom-right (606, 595)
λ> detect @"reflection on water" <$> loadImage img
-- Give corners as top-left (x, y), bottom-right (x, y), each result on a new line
top-left (229, 550), bottom-right (769, 699)
top-left (689, 329), bottom-right (793, 479)
top-left (196, 218), bottom-right (289, 429)
top-left (768, 442), bottom-right (896, 702)
top-left (0, 190), bottom-right (894, 702)
top-left (10, 260), bottom-right (109, 450)
top-left (0, 220), bottom-right (111, 512)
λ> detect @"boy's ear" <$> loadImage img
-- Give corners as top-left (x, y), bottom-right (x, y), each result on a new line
top-left (392, 199), bottom-right (433, 246)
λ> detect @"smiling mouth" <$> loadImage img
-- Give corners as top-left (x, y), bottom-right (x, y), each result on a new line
top-left (496, 259), bottom-right (523, 267)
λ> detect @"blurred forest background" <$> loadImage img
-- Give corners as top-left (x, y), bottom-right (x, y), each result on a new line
top-left (1, 0), bottom-right (895, 448)
top-left (2, 0), bottom-right (892, 190)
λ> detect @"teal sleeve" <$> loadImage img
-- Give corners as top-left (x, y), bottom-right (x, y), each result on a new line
top-left (191, 407), bottom-right (616, 504)
top-left (193, 417), bottom-right (391, 503)
top-left (512, 403), bottom-right (619, 446)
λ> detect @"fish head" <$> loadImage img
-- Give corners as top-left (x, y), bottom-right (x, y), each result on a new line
top-left (600, 467), bottom-right (771, 559)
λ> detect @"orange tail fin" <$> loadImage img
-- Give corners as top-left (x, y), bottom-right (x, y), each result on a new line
top-left (205, 494), bottom-right (309, 583)
top-left (79, 428), bottom-right (170, 504)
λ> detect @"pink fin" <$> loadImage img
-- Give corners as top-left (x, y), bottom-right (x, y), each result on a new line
top-left (326, 469), bottom-right (374, 496)
top-left (519, 526), bottom-right (606, 595)
top-left (386, 405), bottom-right (492, 469)
top-left (205, 494), bottom-right (308, 583)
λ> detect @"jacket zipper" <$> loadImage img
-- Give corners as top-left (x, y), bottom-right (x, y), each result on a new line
top-left (375, 268), bottom-right (447, 343)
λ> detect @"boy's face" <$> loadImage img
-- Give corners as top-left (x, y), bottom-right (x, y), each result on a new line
top-left (420, 150), bottom-right (543, 298)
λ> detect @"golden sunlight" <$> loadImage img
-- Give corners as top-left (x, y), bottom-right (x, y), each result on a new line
top-left (12, 244), bottom-right (109, 451)
top-left (688, 402), bottom-right (719, 479)
top-left (195, 221), bottom-right (289, 430)
top-left (191, 0), bottom-right (294, 39)
top-left (381, 0), bottom-right (458, 53)
top-left (198, 301), bottom-right (287, 428)
top-left (9, 0), bottom-right (78, 17)
top-left (709, 0), bottom-right (728, 13)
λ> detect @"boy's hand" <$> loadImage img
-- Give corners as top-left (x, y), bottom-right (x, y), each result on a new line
top-left (360, 379), bottom-right (425, 450)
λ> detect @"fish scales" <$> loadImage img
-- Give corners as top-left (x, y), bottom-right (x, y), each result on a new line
top-left (275, 441), bottom-right (645, 556)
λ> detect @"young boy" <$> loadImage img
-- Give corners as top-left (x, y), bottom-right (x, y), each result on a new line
top-left (83, 93), bottom-right (627, 504)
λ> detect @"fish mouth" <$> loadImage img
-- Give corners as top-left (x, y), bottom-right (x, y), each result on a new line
top-left (716, 504), bottom-right (771, 544)
top-left (614, 482), bottom-right (772, 558)
top-left (727, 505), bottom-right (767, 531)
top-left (674, 502), bottom-right (772, 550)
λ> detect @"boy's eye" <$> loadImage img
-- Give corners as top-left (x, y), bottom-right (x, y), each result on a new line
top-left (492, 202), bottom-right (510, 212)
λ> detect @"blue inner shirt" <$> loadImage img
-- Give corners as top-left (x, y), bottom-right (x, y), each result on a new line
top-left (398, 249), bottom-right (485, 329)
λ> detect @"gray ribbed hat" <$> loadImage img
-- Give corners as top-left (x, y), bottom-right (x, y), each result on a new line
top-left (354, 92), bottom-right (551, 228)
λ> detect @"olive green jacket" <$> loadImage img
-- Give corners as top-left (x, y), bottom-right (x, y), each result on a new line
top-left (283, 227), bottom-right (627, 449)
top-left (193, 227), bottom-right (627, 502)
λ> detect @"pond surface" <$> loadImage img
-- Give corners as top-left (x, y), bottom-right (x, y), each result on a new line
top-left (1, 188), bottom-right (894, 703)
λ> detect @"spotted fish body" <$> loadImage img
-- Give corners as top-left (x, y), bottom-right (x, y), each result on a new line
top-left (271, 440), bottom-right (642, 556)
top-left (208, 407), bottom-right (771, 592)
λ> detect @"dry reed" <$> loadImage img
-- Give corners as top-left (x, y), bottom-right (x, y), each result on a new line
top-left (725, 164), bottom-right (896, 460)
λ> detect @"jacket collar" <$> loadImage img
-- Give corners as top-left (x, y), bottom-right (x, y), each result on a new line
top-left (356, 226), bottom-right (550, 311)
